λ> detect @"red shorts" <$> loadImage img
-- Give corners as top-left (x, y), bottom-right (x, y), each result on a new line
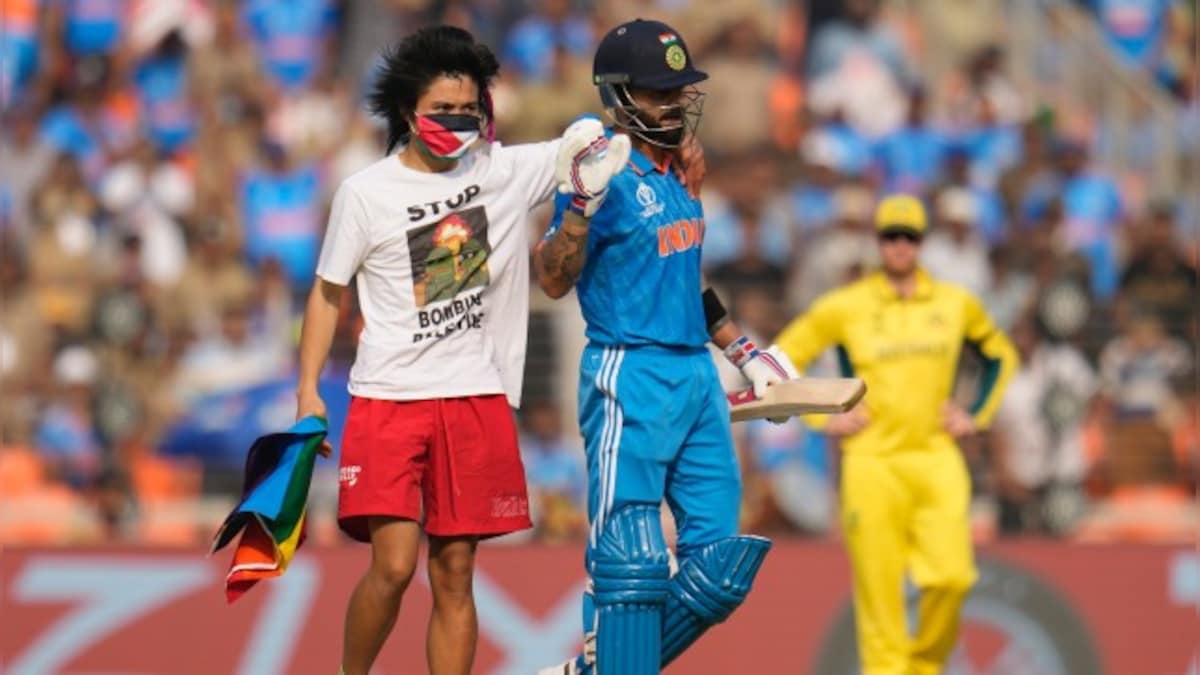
top-left (337, 394), bottom-right (532, 542)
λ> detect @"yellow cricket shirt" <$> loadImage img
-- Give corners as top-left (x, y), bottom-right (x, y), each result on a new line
top-left (775, 269), bottom-right (1019, 455)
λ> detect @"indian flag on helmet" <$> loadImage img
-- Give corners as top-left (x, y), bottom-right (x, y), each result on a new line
top-left (658, 32), bottom-right (679, 45)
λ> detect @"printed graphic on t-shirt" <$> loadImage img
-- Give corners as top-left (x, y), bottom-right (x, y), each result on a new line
top-left (407, 205), bottom-right (490, 344)
top-left (409, 205), bottom-right (491, 306)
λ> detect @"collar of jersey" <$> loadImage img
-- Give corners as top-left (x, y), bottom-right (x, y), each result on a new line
top-left (870, 267), bottom-right (934, 301)
top-left (627, 145), bottom-right (673, 177)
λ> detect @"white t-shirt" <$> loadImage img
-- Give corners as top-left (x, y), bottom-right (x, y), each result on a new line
top-left (994, 344), bottom-right (1097, 488)
top-left (316, 140), bottom-right (560, 406)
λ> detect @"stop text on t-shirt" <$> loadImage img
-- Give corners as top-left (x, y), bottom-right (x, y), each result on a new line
top-left (407, 185), bottom-right (482, 221)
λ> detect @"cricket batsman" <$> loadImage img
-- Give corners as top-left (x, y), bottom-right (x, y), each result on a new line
top-left (774, 195), bottom-right (1019, 674)
top-left (535, 19), bottom-right (782, 675)
top-left (294, 26), bottom-right (630, 675)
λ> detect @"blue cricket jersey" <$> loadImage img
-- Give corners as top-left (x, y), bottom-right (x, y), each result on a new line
top-left (546, 139), bottom-right (708, 349)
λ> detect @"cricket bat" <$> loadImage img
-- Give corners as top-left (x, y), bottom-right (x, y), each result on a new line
top-left (727, 377), bottom-right (866, 422)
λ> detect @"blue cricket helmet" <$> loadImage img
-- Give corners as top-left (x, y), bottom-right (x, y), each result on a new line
top-left (592, 19), bottom-right (707, 148)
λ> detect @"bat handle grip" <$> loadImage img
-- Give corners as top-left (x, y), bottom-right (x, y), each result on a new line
top-left (726, 388), bottom-right (757, 405)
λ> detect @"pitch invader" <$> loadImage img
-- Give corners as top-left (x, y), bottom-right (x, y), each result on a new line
top-left (536, 19), bottom-right (791, 675)
top-left (295, 26), bottom-right (630, 675)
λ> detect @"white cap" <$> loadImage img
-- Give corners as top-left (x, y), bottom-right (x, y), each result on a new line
top-left (150, 163), bottom-right (195, 216)
top-left (937, 187), bottom-right (978, 224)
top-left (129, 0), bottom-right (214, 55)
top-left (800, 131), bottom-right (840, 170)
top-left (99, 161), bottom-right (145, 213)
top-left (54, 346), bottom-right (98, 386)
top-left (834, 186), bottom-right (874, 221)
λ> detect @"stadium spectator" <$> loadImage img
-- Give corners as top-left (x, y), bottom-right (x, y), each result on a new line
top-left (270, 73), bottom-right (354, 163)
top-left (1118, 202), bottom-right (1198, 341)
top-left (502, 0), bottom-right (592, 83)
top-left (505, 46), bottom-right (600, 144)
top-left (991, 316), bottom-right (1097, 535)
top-left (699, 16), bottom-right (776, 156)
top-left (238, 140), bottom-right (322, 290)
top-left (1098, 309), bottom-right (1191, 417)
top-left (805, 106), bottom-right (874, 178)
top-left (705, 153), bottom-right (791, 297)
top-left (0, 103), bottom-right (57, 241)
top-left (519, 400), bottom-right (587, 542)
top-left (0, 0), bottom-right (42, 108)
top-left (166, 216), bottom-right (253, 337)
top-left (28, 153), bottom-right (101, 334)
top-left (932, 143), bottom-right (1008, 245)
top-left (35, 345), bottom-right (105, 490)
top-left (97, 141), bottom-right (191, 287)
top-left (39, 56), bottom-right (139, 180)
top-left (1057, 139), bottom-right (1124, 300)
top-left (0, 234), bottom-right (50, 438)
top-left (51, 0), bottom-right (125, 57)
top-left (921, 187), bottom-right (992, 297)
top-left (961, 95), bottom-right (1022, 190)
top-left (133, 31), bottom-right (197, 155)
top-left (779, 130), bottom-right (844, 240)
top-left (983, 245), bottom-right (1037, 331)
top-left (189, 0), bottom-right (264, 103)
top-left (171, 296), bottom-right (289, 405)
top-left (806, 0), bottom-right (911, 137)
top-left (791, 184), bottom-right (877, 308)
top-left (241, 0), bottom-right (339, 93)
top-left (998, 118), bottom-right (1057, 228)
top-left (873, 85), bottom-right (948, 194)
top-left (944, 45), bottom-right (1027, 130)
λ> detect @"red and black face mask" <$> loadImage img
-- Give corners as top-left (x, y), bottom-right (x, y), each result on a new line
top-left (412, 113), bottom-right (483, 160)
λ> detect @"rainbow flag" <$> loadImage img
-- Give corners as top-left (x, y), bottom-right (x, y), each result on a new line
top-left (211, 415), bottom-right (327, 603)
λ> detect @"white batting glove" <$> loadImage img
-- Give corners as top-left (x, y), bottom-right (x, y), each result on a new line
top-left (724, 336), bottom-right (793, 399)
top-left (555, 117), bottom-right (631, 218)
top-left (764, 344), bottom-right (801, 379)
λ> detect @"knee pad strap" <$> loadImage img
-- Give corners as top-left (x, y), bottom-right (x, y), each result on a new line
top-left (661, 535), bottom-right (772, 666)
top-left (590, 504), bottom-right (671, 605)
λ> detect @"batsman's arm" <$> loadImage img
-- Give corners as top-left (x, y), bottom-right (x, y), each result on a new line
top-left (702, 285), bottom-right (795, 400)
top-left (535, 209), bottom-right (591, 299)
top-left (535, 117), bottom-right (631, 299)
top-left (708, 318), bottom-right (742, 351)
top-left (961, 292), bottom-right (1020, 429)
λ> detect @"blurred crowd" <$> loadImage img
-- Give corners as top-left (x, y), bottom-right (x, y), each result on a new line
top-left (0, 0), bottom-right (1196, 548)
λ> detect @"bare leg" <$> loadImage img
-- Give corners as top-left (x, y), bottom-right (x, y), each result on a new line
top-left (342, 517), bottom-right (422, 675)
top-left (426, 535), bottom-right (479, 675)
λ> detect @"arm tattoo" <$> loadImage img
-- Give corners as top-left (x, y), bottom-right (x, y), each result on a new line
top-left (539, 219), bottom-right (589, 286)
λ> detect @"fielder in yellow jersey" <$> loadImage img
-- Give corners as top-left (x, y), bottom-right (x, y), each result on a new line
top-left (774, 195), bottom-right (1018, 675)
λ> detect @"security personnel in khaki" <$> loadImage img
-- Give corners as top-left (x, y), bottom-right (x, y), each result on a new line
top-left (774, 195), bottom-right (1018, 675)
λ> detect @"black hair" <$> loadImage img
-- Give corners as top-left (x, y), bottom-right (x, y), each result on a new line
top-left (368, 26), bottom-right (500, 152)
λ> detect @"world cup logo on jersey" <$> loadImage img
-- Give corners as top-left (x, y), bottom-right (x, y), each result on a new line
top-left (636, 182), bottom-right (664, 218)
